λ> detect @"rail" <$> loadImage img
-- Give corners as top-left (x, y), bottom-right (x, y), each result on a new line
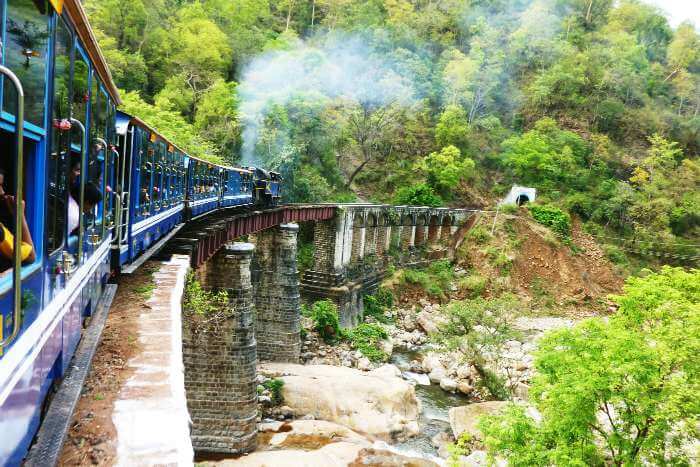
top-left (0, 65), bottom-right (24, 350)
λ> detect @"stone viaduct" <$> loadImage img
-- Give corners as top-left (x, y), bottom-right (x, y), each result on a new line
top-left (166, 203), bottom-right (477, 455)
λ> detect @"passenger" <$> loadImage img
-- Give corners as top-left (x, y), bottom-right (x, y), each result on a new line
top-left (0, 170), bottom-right (36, 272)
top-left (67, 182), bottom-right (102, 238)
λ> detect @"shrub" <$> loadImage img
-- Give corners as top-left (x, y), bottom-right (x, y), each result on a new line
top-left (403, 260), bottom-right (456, 298)
top-left (363, 294), bottom-right (393, 323)
top-left (528, 204), bottom-right (571, 238)
top-left (375, 286), bottom-right (394, 309)
top-left (499, 203), bottom-right (519, 214)
top-left (393, 183), bottom-right (443, 207)
top-left (297, 242), bottom-right (314, 272)
top-left (345, 323), bottom-right (389, 362)
top-left (603, 244), bottom-right (627, 264)
top-left (457, 274), bottom-right (488, 298)
top-left (183, 272), bottom-right (228, 315)
top-left (467, 225), bottom-right (491, 244)
top-left (263, 378), bottom-right (285, 405)
top-left (309, 299), bottom-right (341, 343)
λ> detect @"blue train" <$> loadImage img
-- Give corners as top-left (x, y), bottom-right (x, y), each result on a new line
top-left (0, 1), bottom-right (280, 464)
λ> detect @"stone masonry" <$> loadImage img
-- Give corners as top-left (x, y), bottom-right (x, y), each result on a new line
top-left (182, 243), bottom-right (258, 455)
top-left (252, 223), bottom-right (302, 362)
top-left (301, 204), bottom-right (475, 327)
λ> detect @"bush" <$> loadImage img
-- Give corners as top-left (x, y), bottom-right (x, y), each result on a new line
top-left (457, 274), bottom-right (488, 298)
top-left (375, 286), bottom-right (394, 309)
top-left (345, 323), bottom-right (389, 362)
top-left (297, 242), bottom-right (314, 272)
top-left (309, 299), bottom-right (341, 343)
top-left (393, 183), bottom-right (443, 207)
top-left (183, 272), bottom-right (229, 315)
top-left (262, 378), bottom-right (285, 405)
top-left (603, 244), bottom-right (628, 264)
top-left (402, 260), bottom-right (455, 298)
top-left (363, 294), bottom-right (393, 323)
top-left (467, 225), bottom-right (491, 244)
top-left (528, 204), bottom-right (571, 238)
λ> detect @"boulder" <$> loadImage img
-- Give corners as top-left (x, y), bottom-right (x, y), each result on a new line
top-left (259, 363), bottom-right (420, 439)
top-left (457, 381), bottom-right (474, 395)
top-left (440, 378), bottom-right (458, 392)
top-left (369, 364), bottom-right (402, 379)
top-left (449, 402), bottom-right (509, 440)
top-left (212, 441), bottom-right (365, 466)
top-left (417, 311), bottom-right (441, 335)
top-left (428, 367), bottom-right (447, 384)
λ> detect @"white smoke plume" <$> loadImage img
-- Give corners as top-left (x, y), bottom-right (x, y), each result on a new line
top-left (238, 34), bottom-right (417, 166)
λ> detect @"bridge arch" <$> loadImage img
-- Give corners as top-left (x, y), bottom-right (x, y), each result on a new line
top-left (428, 215), bottom-right (441, 245)
top-left (440, 215), bottom-right (453, 243)
top-left (400, 213), bottom-right (414, 249)
top-left (365, 213), bottom-right (378, 256)
top-left (414, 214), bottom-right (428, 246)
top-left (351, 212), bottom-right (365, 263)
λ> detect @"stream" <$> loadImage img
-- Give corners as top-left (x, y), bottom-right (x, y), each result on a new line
top-left (389, 349), bottom-right (471, 463)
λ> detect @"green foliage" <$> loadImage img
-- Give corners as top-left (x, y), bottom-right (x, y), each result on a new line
top-left (309, 299), bottom-right (342, 344)
top-left (417, 145), bottom-right (475, 198)
top-left (480, 267), bottom-right (700, 465)
top-left (262, 378), bottom-right (285, 405)
top-left (402, 260), bottom-right (455, 298)
top-left (457, 273), bottom-right (488, 298)
top-left (434, 294), bottom-right (520, 399)
top-left (296, 242), bottom-right (314, 273)
top-left (393, 183), bottom-right (443, 207)
top-left (363, 294), bottom-right (393, 324)
top-left (183, 273), bottom-right (229, 315)
top-left (466, 225), bottom-right (492, 245)
top-left (528, 204), bottom-right (572, 239)
top-left (345, 323), bottom-right (389, 362)
top-left (447, 432), bottom-right (475, 466)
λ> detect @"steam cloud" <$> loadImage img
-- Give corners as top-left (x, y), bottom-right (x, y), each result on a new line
top-left (238, 34), bottom-right (417, 166)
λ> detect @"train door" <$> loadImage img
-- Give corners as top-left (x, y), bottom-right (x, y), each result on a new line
top-left (113, 114), bottom-right (132, 268)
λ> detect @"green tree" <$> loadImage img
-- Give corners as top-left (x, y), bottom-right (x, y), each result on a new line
top-left (417, 145), bottom-right (475, 197)
top-left (480, 267), bottom-right (700, 465)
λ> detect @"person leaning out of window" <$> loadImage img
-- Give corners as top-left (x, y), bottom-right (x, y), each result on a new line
top-left (0, 170), bottom-right (36, 274)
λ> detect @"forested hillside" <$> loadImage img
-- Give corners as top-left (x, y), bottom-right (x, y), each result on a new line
top-left (87, 0), bottom-right (699, 267)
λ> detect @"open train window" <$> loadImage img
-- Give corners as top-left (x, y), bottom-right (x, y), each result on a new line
top-left (138, 131), bottom-right (152, 216)
top-left (0, 134), bottom-right (38, 277)
top-left (87, 73), bottom-right (105, 242)
top-left (46, 16), bottom-right (73, 255)
top-left (2, 0), bottom-right (49, 129)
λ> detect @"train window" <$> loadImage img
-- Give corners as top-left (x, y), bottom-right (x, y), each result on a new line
top-left (139, 132), bottom-right (152, 216)
top-left (72, 52), bottom-right (89, 146)
top-left (46, 18), bottom-right (73, 255)
top-left (2, 0), bottom-right (49, 128)
top-left (87, 75), bottom-right (104, 241)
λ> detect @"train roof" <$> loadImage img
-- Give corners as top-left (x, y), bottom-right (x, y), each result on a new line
top-left (61, 0), bottom-right (121, 105)
top-left (116, 111), bottom-right (252, 173)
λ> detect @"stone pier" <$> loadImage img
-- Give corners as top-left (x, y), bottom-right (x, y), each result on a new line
top-left (253, 223), bottom-right (302, 362)
top-left (182, 243), bottom-right (258, 455)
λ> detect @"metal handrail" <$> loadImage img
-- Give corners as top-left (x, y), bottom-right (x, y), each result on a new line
top-left (70, 118), bottom-right (86, 262)
top-left (95, 137), bottom-right (108, 240)
top-left (0, 65), bottom-right (25, 350)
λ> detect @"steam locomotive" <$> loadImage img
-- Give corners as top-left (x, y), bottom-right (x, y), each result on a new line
top-left (0, 1), bottom-right (280, 464)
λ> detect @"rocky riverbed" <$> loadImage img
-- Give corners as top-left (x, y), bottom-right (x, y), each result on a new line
top-left (246, 298), bottom-right (577, 466)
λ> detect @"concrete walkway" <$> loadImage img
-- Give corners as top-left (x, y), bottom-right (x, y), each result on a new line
top-left (112, 255), bottom-right (193, 466)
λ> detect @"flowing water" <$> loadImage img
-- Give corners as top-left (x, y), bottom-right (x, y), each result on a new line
top-left (389, 349), bottom-right (471, 463)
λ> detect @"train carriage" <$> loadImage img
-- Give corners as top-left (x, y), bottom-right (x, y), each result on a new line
top-left (0, 1), bottom-right (120, 464)
top-left (114, 111), bottom-right (186, 268)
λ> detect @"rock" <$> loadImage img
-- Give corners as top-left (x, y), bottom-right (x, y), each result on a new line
top-left (353, 447), bottom-right (439, 466)
top-left (277, 405), bottom-right (295, 418)
top-left (422, 354), bottom-right (444, 374)
top-left (216, 441), bottom-right (366, 466)
top-left (369, 364), bottom-right (402, 379)
top-left (456, 364), bottom-right (472, 380)
top-left (404, 371), bottom-right (430, 386)
top-left (259, 363), bottom-right (420, 439)
top-left (263, 420), bottom-right (368, 448)
top-left (380, 339), bottom-right (394, 357)
top-left (514, 382), bottom-right (529, 400)
top-left (449, 402), bottom-right (509, 440)
top-left (440, 378), bottom-right (458, 392)
top-left (431, 431), bottom-right (453, 448)
top-left (417, 311), bottom-right (441, 335)
top-left (258, 395), bottom-right (272, 405)
top-left (457, 381), bottom-right (474, 395)
top-left (357, 357), bottom-right (372, 371)
top-left (258, 421), bottom-right (284, 432)
top-left (301, 414), bottom-right (315, 420)
top-left (428, 367), bottom-right (447, 384)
